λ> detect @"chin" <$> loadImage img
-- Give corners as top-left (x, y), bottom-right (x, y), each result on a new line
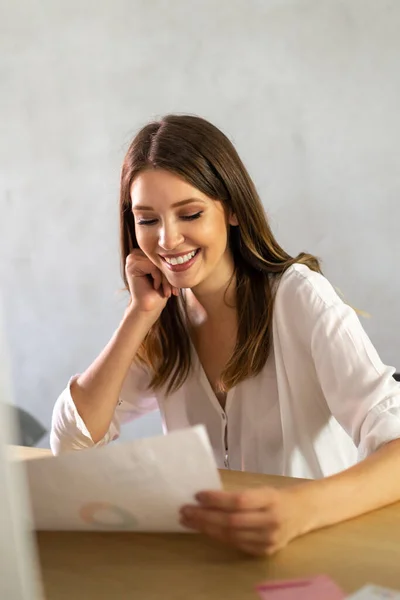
top-left (171, 276), bottom-right (201, 289)
top-left (167, 272), bottom-right (204, 290)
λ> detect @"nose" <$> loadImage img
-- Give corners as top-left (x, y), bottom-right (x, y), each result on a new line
top-left (158, 221), bottom-right (184, 251)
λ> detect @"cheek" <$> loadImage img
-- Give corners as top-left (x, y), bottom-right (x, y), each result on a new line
top-left (135, 228), bottom-right (155, 252)
top-left (205, 219), bottom-right (229, 249)
top-left (195, 215), bottom-right (228, 242)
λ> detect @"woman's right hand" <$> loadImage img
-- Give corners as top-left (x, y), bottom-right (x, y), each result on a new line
top-left (125, 249), bottom-right (179, 316)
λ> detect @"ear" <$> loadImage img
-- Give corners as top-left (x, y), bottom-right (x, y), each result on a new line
top-left (228, 213), bottom-right (238, 226)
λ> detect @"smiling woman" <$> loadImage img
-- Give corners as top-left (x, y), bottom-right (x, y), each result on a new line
top-left (118, 115), bottom-right (319, 395)
top-left (130, 169), bottom-right (235, 292)
top-left (50, 114), bottom-right (400, 557)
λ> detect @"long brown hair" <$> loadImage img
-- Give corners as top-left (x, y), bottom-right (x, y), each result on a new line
top-left (120, 115), bottom-right (321, 393)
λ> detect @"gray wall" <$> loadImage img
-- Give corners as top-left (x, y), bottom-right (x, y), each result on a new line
top-left (1, 0), bottom-right (399, 445)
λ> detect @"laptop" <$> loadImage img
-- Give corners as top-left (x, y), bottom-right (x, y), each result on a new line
top-left (0, 308), bottom-right (43, 599)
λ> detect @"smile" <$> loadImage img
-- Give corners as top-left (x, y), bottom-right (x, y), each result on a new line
top-left (161, 249), bottom-right (200, 272)
top-left (164, 250), bottom-right (197, 265)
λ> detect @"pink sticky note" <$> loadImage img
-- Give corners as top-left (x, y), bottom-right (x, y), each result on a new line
top-left (256, 575), bottom-right (345, 599)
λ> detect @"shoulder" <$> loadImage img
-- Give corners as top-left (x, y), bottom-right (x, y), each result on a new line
top-left (275, 263), bottom-right (341, 313)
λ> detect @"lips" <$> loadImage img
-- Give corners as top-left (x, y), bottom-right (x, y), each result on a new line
top-left (161, 249), bottom-right (200, 273)
top-left (163, 249), bottom-right (198, 266)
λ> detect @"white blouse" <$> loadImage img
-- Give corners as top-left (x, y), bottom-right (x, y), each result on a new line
top-left (50, 264), bottom-right (400, 479)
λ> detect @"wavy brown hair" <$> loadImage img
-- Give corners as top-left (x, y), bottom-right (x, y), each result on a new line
top-left (120, 114), bottom-right (321, 393)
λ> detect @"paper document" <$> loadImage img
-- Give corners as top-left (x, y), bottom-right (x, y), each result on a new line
top-left (256, 576), bottom-right (345, 599)
top-left (347, 585), bottom-right (400, 599)
top-left (25, 425), bottom-right (221, 532)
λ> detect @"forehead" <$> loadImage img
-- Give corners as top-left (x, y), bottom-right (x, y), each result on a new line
top-left (130, 169), bottom-right (208, 208)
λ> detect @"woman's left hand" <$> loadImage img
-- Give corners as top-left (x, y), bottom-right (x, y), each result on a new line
top-left (179, 485), bottom-right (312, 556)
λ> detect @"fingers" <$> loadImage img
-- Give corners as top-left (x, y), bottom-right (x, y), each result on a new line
top-left (194, 488), bottom-right (278, 512)
top-left (180, 511), bottom-right (279, 554)
top-left (180, 506), bottom-right (270, 529)
top-left (179, 507), bottom-right (283, 556)
top-left (151, 268), bottom-right (162, 291)
top-left (161, 274), bottom-right (172, 299)
top-left (125, 250), bottom-right (180, 299)
top-left (160, 277), bottom-right (180, 298)
top-left (180, 488), bottom-right (300, 557)
top-left (126, 251), bottom-right (163, 291)
top-left (236, 543), bottom-right (275, 557)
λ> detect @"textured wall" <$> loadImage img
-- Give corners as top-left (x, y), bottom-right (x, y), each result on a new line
top-left (1, 0), bottom-right (399, 443)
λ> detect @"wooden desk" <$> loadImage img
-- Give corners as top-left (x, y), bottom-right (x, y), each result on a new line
top-left (10, 446), bottom-right (52, 461)
top-left (13, 446), bottom-right (400, 598)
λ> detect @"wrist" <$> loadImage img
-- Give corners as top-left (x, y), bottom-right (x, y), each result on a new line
top-left (122, 304), bottom-right (160, 329)
top-left (283, 480), bottom-right (326, 536)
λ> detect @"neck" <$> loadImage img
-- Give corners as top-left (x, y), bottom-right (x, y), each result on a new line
top-left (185, 272), bottom-right (236, 327)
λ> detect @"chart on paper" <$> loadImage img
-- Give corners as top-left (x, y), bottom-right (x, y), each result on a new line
top-left (24, 426), bottom-right (221, 532)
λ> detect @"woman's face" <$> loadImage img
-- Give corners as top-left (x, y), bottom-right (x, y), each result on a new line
top-left (130, 169), bottom-right (237, 293)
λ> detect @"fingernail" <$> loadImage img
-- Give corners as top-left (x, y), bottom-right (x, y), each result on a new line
top-left (180, 517), bottom-right (194, 529)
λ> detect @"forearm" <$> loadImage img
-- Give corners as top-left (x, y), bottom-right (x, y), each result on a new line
top-left (291, 438), bottom-right (400, 535)
top-left (71, 307), bottom-right (155, 443)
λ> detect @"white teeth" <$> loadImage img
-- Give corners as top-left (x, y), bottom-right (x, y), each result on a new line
top-left (164, 250), bottom-right (197, 266)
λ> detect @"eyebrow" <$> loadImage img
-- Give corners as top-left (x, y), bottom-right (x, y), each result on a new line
top-left (132, 198), bottom-right (206, 211)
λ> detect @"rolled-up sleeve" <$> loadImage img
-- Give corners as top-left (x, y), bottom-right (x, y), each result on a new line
top-left (311, 301), bottom-right (400, 460)
top-left (278, 265), bottom-right (400, 462)
top-left (50, 362), bottom-right (158, 455)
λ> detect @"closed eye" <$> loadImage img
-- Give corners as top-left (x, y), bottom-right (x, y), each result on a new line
top-left (180, 212), bottom-right (202, 221)
top-left (136, 211), bottom-right (203, 226)
top-left (136, 218), bottom-right (158, 226)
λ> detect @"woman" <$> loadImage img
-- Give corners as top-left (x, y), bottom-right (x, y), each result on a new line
top-left (51, 114), bottom-right (400, 556)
